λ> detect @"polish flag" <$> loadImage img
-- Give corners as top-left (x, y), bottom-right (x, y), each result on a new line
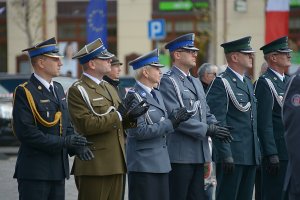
top-left (265, 0), bottom-right (290, 43)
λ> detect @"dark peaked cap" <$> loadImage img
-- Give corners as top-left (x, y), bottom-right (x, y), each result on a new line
top-left (260, 36), bottom-right (292, 55)
top-left (22, 37), bottom-right (62, 58)
top-left (221, 36), bottom-right (255, 54)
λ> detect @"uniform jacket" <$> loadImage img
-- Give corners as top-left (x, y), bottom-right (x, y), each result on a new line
top-left (126, 84), bottom-right (173, 173)
top-left (67, 74), bottom-right (126, 176)
top-left (13, 74), bottom-right (73, 180)
top-left (255, 68), bottom-right (288, 160)
top-left (283, 73), bottom-right (300, 194)
top-left (159, 66), bottom-right (217, 164)
top-left (206, 67), bottom-right (261, 165)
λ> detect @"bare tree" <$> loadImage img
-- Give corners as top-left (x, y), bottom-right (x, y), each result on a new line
top-left (10, 0), bottom-right (43, 47)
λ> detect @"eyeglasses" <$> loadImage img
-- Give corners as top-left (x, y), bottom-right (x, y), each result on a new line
top-left (176, 49), bottom-right (198, 56)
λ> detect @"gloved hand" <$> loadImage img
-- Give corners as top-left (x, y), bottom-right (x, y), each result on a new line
top-left (168, 107), bottom-right (192, 128)
top-left (118, 93), bottom-right (149, 120)
top-left (265, 155), bottom-right (280, 176)
top-left (206, 124), bottom-right (233, 143)
top-left (222, 157), bottom-right (235, 174)
top-left (77, 146), bottom-right (94, 161)
top-left (64, 134), bottom-right (87, 148)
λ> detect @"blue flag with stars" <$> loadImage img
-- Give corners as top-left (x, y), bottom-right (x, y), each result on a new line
top-left (86, 0), bottom-right (107, 47)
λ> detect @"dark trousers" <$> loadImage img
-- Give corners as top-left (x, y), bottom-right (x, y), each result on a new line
top-left (17, 179), bottom-right (65, 200)
top-left (128, 172), bottom-right (169, 200)
top-left (169, 163), bottom-right (204, 200)
top-left (255, 166), bottom-right (262, 200)
top-left (261, 160), bottom-right (288, 200)
top-left (215, 164), bottom-right (256, 200)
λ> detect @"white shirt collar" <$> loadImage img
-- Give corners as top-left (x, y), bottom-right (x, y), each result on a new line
top-left (83, 72), bottom-right (102, 85)
top-left (34, 73), bottom-right (53, 91)
top-left (269, 68), bottom-right (284, 81)
top-left (227, 67), bottom-right (244, 82)
top-left (136, 80), bottom-right (152, 95)
top-left (174, 66), bottom-right (190, 77)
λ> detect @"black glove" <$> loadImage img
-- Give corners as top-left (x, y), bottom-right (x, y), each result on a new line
top-left (77, 146), bottom-right (94, 161)
top-left (222, 157), bottom-right (235, 174)
top-left (168, 107), bottom-right (192, 128)
top-left (64, 134), bottom-right (87, 148)
top-left (206, 124), bottom-right (233, 143)
top-left (265, 155), bottom-right (280, 176)
top-left (118, 93), bottom-right (149, 120)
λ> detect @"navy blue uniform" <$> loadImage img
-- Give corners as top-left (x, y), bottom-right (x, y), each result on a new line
top-left (13, 74), bottom-right (75, 200)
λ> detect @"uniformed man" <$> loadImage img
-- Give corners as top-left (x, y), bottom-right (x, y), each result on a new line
top-left (103, 55), bottom-right (126, 99)
top-left (206, 36), bottom-right (261, 200)
top-left (160, 33), bottom-right (232, 200)
top-left (255, 36), bottom-right (292, 200)
top-left (282, 71), bottom-right (300, 200)
top-left (126, 49), bottom-right (192, 200)
top-left (67, 38), bottom-right (147, 200)
top-left (12, 37), bottom-right (92, 200)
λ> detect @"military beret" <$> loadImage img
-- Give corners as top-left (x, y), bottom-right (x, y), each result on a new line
top-left (72, 38), bottom-right (114, 64)
top-left (221, 36), bottom-right (255, 54)
top-left (165, 33), bottom-right (199, 52)
top-left (260, 36), bottom-right (292, 55)
top-left (22, 37), bottom-right (62, 58)
top-left (129, 49), bottom-right (164, 70)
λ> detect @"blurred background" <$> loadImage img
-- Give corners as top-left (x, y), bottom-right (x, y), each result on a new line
top-left (0, 0), bottom-right (299, 79)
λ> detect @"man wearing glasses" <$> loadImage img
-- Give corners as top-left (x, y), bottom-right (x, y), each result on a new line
top-left (206, 36), bottom-right (261, 200)
top-left (198, 63), bottom-right (218, 92)
top-left (255, 36), bottom-right (292, 200)
top-left (160, 33), bottom-right (232, 200)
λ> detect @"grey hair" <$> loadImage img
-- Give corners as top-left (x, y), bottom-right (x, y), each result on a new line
top-left (134, 65), bottom-right (152, 80)
top-left (198, 63), bottom-right (215, 79)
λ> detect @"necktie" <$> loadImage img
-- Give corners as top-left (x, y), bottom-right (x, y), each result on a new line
top-left (283, 77), bottom-right (286, 83)
top-left (49, 85), bottom-right (56, 98)
top-left (150, 90), bottom-right (159, 104)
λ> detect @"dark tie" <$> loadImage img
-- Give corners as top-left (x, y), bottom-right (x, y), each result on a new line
top-left (150, 90), bottom-right (159, 104)
top-left (49, 85), bottom-right (56, 98)
top-left (283, 77), bottom-right (286, 83)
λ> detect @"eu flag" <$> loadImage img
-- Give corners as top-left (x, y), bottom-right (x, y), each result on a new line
top-left (86, 0), bottom-right (107, 47)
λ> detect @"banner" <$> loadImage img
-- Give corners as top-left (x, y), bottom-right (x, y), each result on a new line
top-left (86, 0), bottom-right (107, 47)
top-left (265, 0), bottom-right (289, 43)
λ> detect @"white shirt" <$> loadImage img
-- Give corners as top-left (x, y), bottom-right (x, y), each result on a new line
top-left (269, 68), bottom-right (285, 82)
top-left (34, 73), bottom-right (54, 92)
top-left (227, 67), bottom-right (245, 82)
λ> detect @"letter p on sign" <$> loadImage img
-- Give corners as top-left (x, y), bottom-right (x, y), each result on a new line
top-left (148, 19), bottom-right (166, 40)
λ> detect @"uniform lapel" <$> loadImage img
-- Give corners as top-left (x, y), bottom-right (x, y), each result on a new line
top-left (267, 68), bottom-right (285, 91)
top-left (226, 68), bottom-right (249, 94)
top-left (172, 67), bottom-right (197, 95)
top-left (81, 75), bottom-right (112, 102)
top-left (30, 75), bottom-right (59, 104)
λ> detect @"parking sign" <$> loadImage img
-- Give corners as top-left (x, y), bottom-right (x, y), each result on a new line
top-left (148, 19), bottom-right (166, 40)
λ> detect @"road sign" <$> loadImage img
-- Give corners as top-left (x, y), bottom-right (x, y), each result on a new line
top-left (159, 1), bottom-right (208, 11)
top-left (148, 19), bottom-right (166, 40)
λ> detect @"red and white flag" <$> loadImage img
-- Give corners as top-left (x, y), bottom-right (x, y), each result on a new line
top-left (265, 0), bottom-right (290, 43)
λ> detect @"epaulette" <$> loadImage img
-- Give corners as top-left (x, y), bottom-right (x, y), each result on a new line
top-left (73, 80), bottom-right (82, 87)
top-left (127, 88), bottom-right (136, 94)
top-left (102, 80), bottom-right (108, 84)
top-left (164, 70), bottom-right (173, 76)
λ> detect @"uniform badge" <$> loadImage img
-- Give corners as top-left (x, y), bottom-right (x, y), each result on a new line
top-left (291, 94), bottom-right (300, 107)
top-left (279, 96), bottom-right (283, 101)
top-left (38, 85), bottom-right (42, 90)
top-left (274, 77), bottom-right (277, 81)
top-left (141, 91), bottom-right (146, 97)
top-left (232, 78), bottom-right (236, 82)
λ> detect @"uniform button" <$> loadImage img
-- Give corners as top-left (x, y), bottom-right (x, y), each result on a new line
top-left (163, 145), bottom-right (166, 148)
top-left (163, 135), bottom-right (166, 138)
top-left (92, 146), bottom-right (96, 150)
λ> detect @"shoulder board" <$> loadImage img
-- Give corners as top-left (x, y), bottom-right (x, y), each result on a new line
top-left (218, 72), bottom-right (227, 78)
top-left (245, 75), bottom-right (251, 80)
top-left (102, 80), bottom-right (108, 84)
top-left (164, 70), bottom-right (173, 76)
top-left (73, 80), bottom-right (83, 87)
top-left (127, 88), bottom-right (136, 94)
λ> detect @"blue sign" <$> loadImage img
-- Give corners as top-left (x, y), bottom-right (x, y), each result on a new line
top-left (148, 19), bottom-right (166, 40)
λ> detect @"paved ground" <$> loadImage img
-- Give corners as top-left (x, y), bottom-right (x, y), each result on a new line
top-left (0, 147), bottom-right (128, 200)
